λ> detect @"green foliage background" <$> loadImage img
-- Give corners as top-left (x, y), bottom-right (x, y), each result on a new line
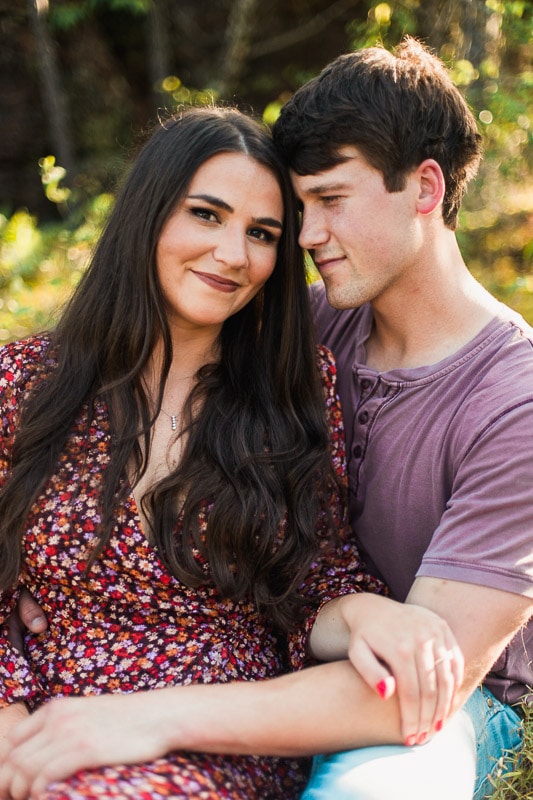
top-left (0, 3), bottom-right (532, 794)
top-left (1, 0), bottom-right (532, 340)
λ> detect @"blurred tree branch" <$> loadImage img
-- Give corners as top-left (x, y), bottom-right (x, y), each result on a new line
top-left (251, 0), bottom-right (362, 59)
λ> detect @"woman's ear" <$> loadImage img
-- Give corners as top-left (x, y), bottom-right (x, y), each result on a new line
top-left (415, 159), bottom-right (445, 216)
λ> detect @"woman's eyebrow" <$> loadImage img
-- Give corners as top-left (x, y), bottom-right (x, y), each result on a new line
top-left (188, 193), bottom-right (232, 211)
top-left (252, 216), bottom-right (283, 230)
top-left (189, 193), bottom-right (282, 230)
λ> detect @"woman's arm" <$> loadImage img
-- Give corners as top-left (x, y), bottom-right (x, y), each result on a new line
top-left (309, 593), bottom-right (463, 743)
top-left (1, 577), bottom-right (462, 795)
top-left (0, 660), bottom-right (403, 798)
top-left (0, 704), bottom-right (28, 744)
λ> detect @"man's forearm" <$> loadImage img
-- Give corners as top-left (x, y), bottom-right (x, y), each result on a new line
top-left (407, 576), bottom-right (533, 708)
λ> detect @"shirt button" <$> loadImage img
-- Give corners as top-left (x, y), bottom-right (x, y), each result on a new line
top-left (360, 379), bottom-right (371, 391)
top-left (353, 445), bottom-right (363, 458)
top-left (358, 411), bottom-right (369, 424)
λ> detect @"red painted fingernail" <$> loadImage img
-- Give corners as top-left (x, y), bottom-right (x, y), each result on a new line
top-left (376, 680), bottom-right (387, 699)
top-left (405, 735), bottom-right (416, 747)
top-left (418, 732), bottom-right (428, 745)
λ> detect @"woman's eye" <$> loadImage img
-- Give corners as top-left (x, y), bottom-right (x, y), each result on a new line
top-left (192, 207), bottom-right (218, 222)
top-left (248, 227), bottom-right (276, 243)
top-left (322, 195), bottom-right (341, 204)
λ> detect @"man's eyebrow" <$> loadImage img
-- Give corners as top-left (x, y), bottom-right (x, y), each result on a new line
top-left (305, 181), bottom-right (352, 195)
top-left (188, 193), bottom-right (282, 229)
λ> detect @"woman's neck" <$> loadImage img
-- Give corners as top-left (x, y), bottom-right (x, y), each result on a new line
top-left (147, 328), bottom-right (221, 390)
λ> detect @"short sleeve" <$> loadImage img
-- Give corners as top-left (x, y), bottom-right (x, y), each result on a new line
top-left (418, 399), bottom-right (533, 596)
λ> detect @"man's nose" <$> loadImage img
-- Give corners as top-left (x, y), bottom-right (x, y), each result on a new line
top-left (298, 208), bottom-right (329, 250)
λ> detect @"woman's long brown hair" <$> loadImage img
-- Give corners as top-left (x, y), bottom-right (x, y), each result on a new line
top-left (0, 107), bottom-right (338, 631)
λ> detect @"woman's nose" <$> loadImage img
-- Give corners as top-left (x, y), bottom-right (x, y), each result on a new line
top-left (213, 228), bottom-right (248, 268)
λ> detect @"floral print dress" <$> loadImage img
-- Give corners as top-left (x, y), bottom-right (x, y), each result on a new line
top-left (0, 336), bottom-right (384, 800)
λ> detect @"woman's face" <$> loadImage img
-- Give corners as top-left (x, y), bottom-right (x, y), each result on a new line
top-left (156, 151), bottom-right (284, 338)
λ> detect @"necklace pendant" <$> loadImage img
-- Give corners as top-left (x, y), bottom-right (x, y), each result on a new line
top-left (170, 415), bottom-right (178, 431)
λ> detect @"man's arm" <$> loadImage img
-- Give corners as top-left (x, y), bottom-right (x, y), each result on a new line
top-left (0, 584), bottom-right (527, 799)
top-left (407, 576), bottom-right (533, 707)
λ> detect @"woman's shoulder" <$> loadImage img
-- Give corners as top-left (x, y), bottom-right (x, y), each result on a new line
top-left (0, 333), bottom-right (54, 390)
top-left (315, 343), bottom-right (338, 387)
top-left (315, 344), bottom-right (343, 415)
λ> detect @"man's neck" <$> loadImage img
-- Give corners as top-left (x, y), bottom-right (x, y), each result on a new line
top-left (365, 261), bottom-right (501, 373)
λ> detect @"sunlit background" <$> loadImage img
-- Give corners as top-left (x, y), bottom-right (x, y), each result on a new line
top-left (0, 0), bottom-right (532, 340)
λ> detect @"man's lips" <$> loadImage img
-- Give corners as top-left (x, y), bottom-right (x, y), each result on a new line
top-left (192, 271), bottom-right (241, 292)
top-left (314, 255), bottom-right (345, 273)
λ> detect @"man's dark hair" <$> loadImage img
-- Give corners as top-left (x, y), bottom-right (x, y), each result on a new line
top-left (273, 37), bottom-right (482, 229)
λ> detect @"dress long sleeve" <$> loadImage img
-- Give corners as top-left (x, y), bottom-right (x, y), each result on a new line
top-left (285, 346), bottom-right (386, 671)
top-left (0, 337), bottom-right (49, 707)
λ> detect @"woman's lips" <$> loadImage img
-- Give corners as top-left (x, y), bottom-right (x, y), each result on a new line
top-left (193, 271), bottom-right (240, 293)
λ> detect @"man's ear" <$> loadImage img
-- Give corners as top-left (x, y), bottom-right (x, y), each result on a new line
top-left (415, 159), bottom-right (445, 215)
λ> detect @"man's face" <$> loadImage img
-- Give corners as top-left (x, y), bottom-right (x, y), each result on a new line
top-left (291, 147), bottom-right (422, 310)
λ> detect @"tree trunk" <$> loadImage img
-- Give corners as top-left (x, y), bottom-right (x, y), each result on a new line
top-left (28, 0), bottom-right (77, 184)
top-left (146, 0), bottom-right (171, 110)
top-left (216, 0), bottom-right (259, 98)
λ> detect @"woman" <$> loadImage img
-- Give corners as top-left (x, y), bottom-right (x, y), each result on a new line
top-left (0, 107), bottom-right (460, 800)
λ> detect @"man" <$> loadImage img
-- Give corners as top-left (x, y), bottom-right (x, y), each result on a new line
top-left (271, 36), bottom-right (533, 799)
top-left (6, 38), bottom-right (532, 800)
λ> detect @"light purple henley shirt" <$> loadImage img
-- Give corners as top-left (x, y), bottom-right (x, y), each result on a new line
top-left (311, 282), bottom-right (533, 707)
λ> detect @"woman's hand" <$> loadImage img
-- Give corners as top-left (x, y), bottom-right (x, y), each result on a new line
top-left (309, 593), bottom-right (464, 746)
top-left (0, 704), bottom-right (29, 745)
top-left (0, 691), bottom-right (172, 800)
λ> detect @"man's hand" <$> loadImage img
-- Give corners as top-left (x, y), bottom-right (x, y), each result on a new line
top-left (7, 590), bottom-right (48, 652)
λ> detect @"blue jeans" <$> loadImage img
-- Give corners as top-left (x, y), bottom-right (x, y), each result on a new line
top-left (467, 686), bottom-right (523, 799)
top-left (301, 686), bottom-right (523, 800)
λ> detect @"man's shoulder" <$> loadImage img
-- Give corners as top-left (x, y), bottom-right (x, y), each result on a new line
top-left (454, 311), bottom-right (533, 428)
top-left (488, 307), bottom-right (533, 381)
